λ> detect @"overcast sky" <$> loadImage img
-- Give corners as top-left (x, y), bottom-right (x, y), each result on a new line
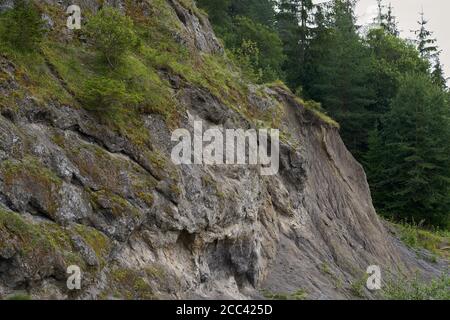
top-left (355, 0), bottom-right (449, 81)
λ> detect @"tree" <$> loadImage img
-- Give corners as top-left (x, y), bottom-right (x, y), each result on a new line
top-left (0, 0), bottom-right (45, 52)
top-left (431, 57), bottom-right (447, 90)
top-left (276, 0), bottom-right (314, 89)
top-left (225, 16), bottom-right (285, 83)
top-left (412, 10), bottom-right (447, 89)
top-left (197, 0), bottom-right (284, 82)
top-left (298, 0), bottom-right (314, 68)
top-left (375, 0), bottom-right (386, 27)
top-left (365, 27), bottom-right (428, 119)
top-left (374, 1), bottom-right (399, 36)
top-left (366, 74), bottom-right (450, 228)
top-left (85, 7), bottom-right (137, 66)
top-left (385, 3), bottom-right (399, 37)
top-left (306, 0), bottom-right (375, 158)
top-left (276, 0), bottom-right (301, 88)
top-left (228, 0), bottom-right (276, 28)
top-left (196, 0), bottom-right (232, 28)
top-left (414, 9), bottom-right (439, 62)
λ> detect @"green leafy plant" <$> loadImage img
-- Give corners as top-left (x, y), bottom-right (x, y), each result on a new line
top-left (85, 7), bottom-right (138, 66)
top-left (392, 220), bottom-right (449, 259)
top-left (228, 39), bottom-right (263, 83)
top-left (350, 274), bottom-right (369, 298)
top-left (80, 77), bottom-right (142, 112)
top-left (383, 273), bottom-right (450, 300)
top-left (0, 0), bottom-right (45, 52)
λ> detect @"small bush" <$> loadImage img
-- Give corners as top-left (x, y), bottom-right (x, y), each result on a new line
top-left (81, 77), bottom-right (142, 112)
top-left (393, 221), bottom-right (449, 259)
top-left (383, 274), bottom-right (450, 300)
top-left (228, 40), bottom-right (263, 83)
top-left (0, 0), bottom-right (45, 52)
top-left (350, 274), bottom-right (369, 298)
top-left (85, 7), bottom-right (137, 66)
top-left (219, 15), bottom-right (285, 83)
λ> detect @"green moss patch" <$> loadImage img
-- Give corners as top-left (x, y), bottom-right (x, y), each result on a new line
top-left (0, 209), bottom-right (77, 268)
top-left (109, 266), bottom-right (155, 300)
top-left (0, 157), bottom-right (62, 219)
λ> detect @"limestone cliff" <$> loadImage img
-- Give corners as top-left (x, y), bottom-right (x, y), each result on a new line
top-left (0, 0), bottom-right (445, 299)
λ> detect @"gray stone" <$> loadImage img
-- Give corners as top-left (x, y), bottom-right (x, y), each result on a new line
top-left (71, 235), bottom-right (99, 267)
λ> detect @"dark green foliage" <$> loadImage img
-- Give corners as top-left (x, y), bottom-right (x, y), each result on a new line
top-left (374, 0), bottom-right (399, 36)
top-left (196, 0), bottom-right (232, 27)
top-left (224, 16), bottom-right (285, 82)
top-left (305, 0), bottom-right (375, 158)
top-left (228, 0), bottom-right (277, 28)
top-left (85, 7), bottom-right (137, 66)
top-left (81, 77), bottom-right (142, 112)
top-left (413, 9), bottom-right (446, 90)
top-left (197, 0), bottom-right (276, 28)
top-left (275, 0), bottom-right (313, 89)
top-left (385, 3), bottom-right (399, 37)
top-left (197, 0), bottom-right (284, 82)
top-left (366, 74), bottom-right (450, 228)
top-left (414, 10), bottom-right (439, 62)
top-left (0, 0), bottom-right (45, 52)
top-left (364, 28), bottom-right (429, 152)
top-left (366, 28), bottom-right (428, 111)
top-left (431, 57), bottom-right (447, 90)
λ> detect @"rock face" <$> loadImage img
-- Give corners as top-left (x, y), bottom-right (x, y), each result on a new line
top-left (0, 0), bottom-right (446, 300)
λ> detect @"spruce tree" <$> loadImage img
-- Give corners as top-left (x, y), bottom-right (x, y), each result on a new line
top-left (196, 0), bottom-right (231, 27)
top-left (367, 74), bottom-right (450, 228)
top-left (228, 0), bottom-right (277, 28)
top-left (307, 0), bottom-right (375, 158)
top-left (276, 0), bottom-right (314, 89)
top-left (374, 1), bottom-right (399, 36)
top-left (414, 10), bottom-right (439, 61)
top-left (375, 0), bottom-right (386, 28)
top-left (302, 2), bottom-right (332, 97)
top-left (431, 57), bottom-right (447, 90)
top-left (276, 0), bottom-right (301, 88)
top-left (0, 0), bottom-right (45, 52)
top-left (298, 0), bottom-right (314, 72)
top-left (385, 3), bottom-right (399, 36)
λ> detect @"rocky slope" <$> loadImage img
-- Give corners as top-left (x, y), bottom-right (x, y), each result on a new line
top-left (0, 0), bottom-right (446, 299)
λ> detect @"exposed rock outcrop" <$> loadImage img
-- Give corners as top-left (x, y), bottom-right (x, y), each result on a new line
top-left (0, 0), bottom-right (446, 300)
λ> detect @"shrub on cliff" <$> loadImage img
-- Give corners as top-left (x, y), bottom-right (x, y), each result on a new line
top-left (0, 0), bottom-right (45, 52)
top-left (85, 7), bottom-right (137, 66)
top-left (81, 77), bottom-right (142, 112)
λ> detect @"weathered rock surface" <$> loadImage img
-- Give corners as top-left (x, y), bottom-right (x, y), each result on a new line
top-left (0, 0), bottom-right (447, 300)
